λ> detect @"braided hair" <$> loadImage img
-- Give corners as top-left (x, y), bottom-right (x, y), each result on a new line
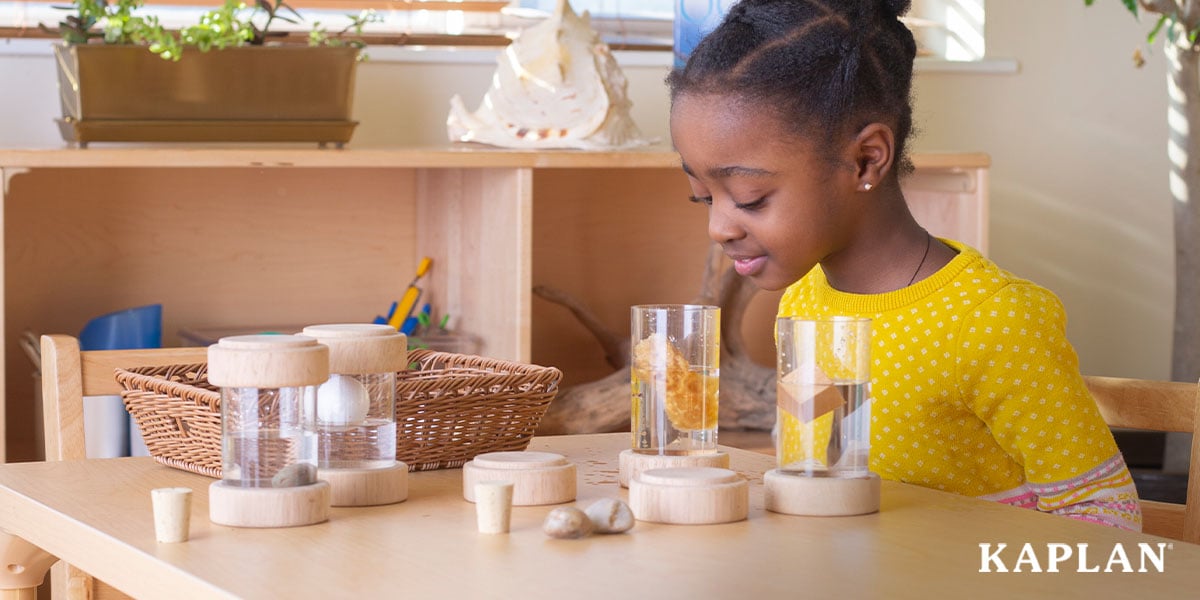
top-left (668, 0), bottom-right (917, 172)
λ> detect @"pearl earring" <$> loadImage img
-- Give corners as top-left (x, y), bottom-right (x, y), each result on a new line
top-left (862, 182), bottom-right (873, 191)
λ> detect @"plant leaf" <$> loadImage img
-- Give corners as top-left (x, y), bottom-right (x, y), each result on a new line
top-left (1149, 14), bottom-right (1168, 43)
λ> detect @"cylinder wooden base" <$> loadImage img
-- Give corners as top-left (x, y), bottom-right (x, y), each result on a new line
top-left (462, 451), bottom-right (576, 506)
top-left (319, 461), bottom-right (409, 507)
top-left (209, 480), bottom-right (331, 528)
top-left (763, 470), bottom-right (881, 516)
top-left (629, 467), bottom-right (748, 525)
top-left (617, 449), bottom-right (729, 488)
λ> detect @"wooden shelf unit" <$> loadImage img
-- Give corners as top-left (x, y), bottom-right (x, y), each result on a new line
top-left (0, 146), bottom-right (989, 462)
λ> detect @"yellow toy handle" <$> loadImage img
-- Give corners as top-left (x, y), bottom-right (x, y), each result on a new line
top-left (388, 257), bottom-right (432, 329)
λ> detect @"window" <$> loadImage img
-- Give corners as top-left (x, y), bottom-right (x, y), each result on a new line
top-left (910, 0), bottom-right (986, 61)
top-left (1, 0), bottom-right (985, 59)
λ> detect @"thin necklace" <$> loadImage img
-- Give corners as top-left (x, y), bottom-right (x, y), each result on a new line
top-left (907, 232), bottom-right (932, 286)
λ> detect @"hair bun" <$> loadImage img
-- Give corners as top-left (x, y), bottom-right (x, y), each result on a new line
top-left (883, 0), bottom-right (912, 18)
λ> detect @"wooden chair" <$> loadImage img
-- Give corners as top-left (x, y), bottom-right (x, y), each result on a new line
top-left (40, 334), bottom-right (208, 600)
top-left (1084, 375), bottom-right (1200, 543)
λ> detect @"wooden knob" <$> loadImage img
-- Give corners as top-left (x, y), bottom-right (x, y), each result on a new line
top-left (301, 324), bottom-right (408, 374)
top-left (207, 334), bottom-right (329, 388)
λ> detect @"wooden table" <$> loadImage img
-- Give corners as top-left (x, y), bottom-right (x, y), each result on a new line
top-left (4, 433), bottom-right (1189, 599)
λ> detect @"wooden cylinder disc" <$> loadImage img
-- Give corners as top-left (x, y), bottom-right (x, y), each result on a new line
top-left (629, 467), bottom-right (748, 525)
top-left (318, 461), bottom-right (409, 507)
top-left (617, 449), bottom-right (730, 488)
top-left (209, 479), bottom-right (331, 528)
top-left (207, 334), bottom-right (329, 388)
top-left (300, 324), bottom-right (408, 374)
top-left (763, 469), bottom-right (881, 516)
top-left (462, 451), bottom-right (576, 506)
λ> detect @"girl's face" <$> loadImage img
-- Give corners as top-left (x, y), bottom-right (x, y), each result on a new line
top-left (670, 93), bottom-right (858, 291)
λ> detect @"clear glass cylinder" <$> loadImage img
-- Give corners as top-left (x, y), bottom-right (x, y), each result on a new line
top-left (315, 371), bottom-right (398, 470)
top-left (630, 304), bottom-right (720, 455)
top-left (221, 384), bottom-right (319, 488)
top-left (776, 317), bottom-right (872, 478)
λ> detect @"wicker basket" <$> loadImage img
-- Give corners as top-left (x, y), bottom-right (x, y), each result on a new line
top-left (115, 349), bottom-right (563, 478)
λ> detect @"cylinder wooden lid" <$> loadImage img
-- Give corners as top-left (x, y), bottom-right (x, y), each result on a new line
top-left (207, 334), bottom-right (329, 388)
top-left (617, 449), bottom-right (730, 487)
top-left (637, 466), bottom-right (740, 487)
top-left (629, 466), bottom-right (749, 525)
top-left (301, 324), bottom-right (408, 374)
top-left (463, 452), bottom-right (576, 506)
top-left (472, 451), bottom-right (568, 470)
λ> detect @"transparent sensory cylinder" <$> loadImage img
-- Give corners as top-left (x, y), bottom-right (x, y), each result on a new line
top-left (301, 323), bottom-right (406, 472)
top-left (775, 317), bottom-right (872, 478)
top-left (207, 334), bottom-right (330, 489)
top-left (221, 384), bottom-right (319, 488)
top-left (630, 304), bottom-right (720, 455)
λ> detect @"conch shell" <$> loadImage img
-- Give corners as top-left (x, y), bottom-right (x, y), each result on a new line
top-left (446, 0), bottom-right (648, 149)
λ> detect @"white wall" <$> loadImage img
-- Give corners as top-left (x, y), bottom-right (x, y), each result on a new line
top-left (0, 0), bottom-right (1177, 380)
top-left (911, 1), bottom-right (1173, 380)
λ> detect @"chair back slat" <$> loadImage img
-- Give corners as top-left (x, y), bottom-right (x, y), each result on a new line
top-left (1083, 375), bottom-right (1200, 544)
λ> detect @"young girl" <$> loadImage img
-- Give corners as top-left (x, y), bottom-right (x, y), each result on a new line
top-left (668, 0), bottom-right (1141, 530)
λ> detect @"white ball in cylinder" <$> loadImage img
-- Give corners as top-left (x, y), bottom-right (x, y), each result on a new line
top-left (317, 374), bottom-right (370, 425)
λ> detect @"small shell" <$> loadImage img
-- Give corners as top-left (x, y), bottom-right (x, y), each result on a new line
top-left (584, 498), bottom-right (634, 534)
top-left (543, 506), bottom-right (594, 539)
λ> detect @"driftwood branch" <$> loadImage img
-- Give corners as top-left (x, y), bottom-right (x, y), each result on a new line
top-left (536, 242), bottom-right (776, 435)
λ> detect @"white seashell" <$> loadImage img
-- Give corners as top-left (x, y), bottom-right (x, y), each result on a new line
top-left (584, 497), bottom-right (634, 534)
top-left (543, 506), bottom-right (594, 539)
top-left (446, 0), bottom-right (648, 150)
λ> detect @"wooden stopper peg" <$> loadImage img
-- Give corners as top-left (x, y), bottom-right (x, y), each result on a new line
top-left (150, 487), bottom-right (193, 543)
top-left (300, 324), bottom-right (408, 374)
top-left (207, 335), bottom-right (329, 388)
top-left (629, 467), bottom-right (749, 525)
top-left (475, 481), bottom-right (515, 534)
top-left (617, 449), bottom-right (730, 487)
top-left (463, 451), bottom-right (576, 506)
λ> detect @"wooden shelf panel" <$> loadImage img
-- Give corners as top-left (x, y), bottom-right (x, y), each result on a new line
top-left (0, 149), bottom-right (989, 463)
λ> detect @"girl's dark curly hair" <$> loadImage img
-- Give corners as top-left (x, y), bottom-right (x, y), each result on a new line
top-left (668, 0), bottom-right (918, 171)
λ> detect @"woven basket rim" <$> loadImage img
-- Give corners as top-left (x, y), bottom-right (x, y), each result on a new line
top-left (115, 349), bottom-right (563, 479)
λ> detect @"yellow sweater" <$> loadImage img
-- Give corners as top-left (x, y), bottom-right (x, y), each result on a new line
top-left (777, 239), bottom-right (1141, 530)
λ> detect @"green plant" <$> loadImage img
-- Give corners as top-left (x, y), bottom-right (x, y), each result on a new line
top-left (45, 0), bottom-right (373, 60)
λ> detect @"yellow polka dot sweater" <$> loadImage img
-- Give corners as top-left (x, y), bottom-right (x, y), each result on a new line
top-left (777, 239), bottom-right (1142, 531)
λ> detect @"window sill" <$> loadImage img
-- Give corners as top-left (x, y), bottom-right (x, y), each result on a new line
top-left (2, 38), bottom-right (1019, 73)
top-left (915, 57), bottom-right (1019, 74)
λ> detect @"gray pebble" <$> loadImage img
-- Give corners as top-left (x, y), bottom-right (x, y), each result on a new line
top-left (271, 462), bottom-right (317, 487)
top-left (543, 506), bottom-right (594, 539)
top-left (584, 498), bottom-right (635, 534)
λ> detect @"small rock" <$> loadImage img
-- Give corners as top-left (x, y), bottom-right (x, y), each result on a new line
top-left (271, 462), bottom-right (317, 488)
top-left (543, 506), bottom-right (594, 539)
top-left (584, 498), bottom-right (634, 534)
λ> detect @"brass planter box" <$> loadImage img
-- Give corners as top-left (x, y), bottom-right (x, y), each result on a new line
top-left (53, 43), bottom-right (359, 146)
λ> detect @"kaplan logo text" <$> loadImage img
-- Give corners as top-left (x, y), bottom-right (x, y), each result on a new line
top-left (979, 542), bottom-right (1172, 573)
